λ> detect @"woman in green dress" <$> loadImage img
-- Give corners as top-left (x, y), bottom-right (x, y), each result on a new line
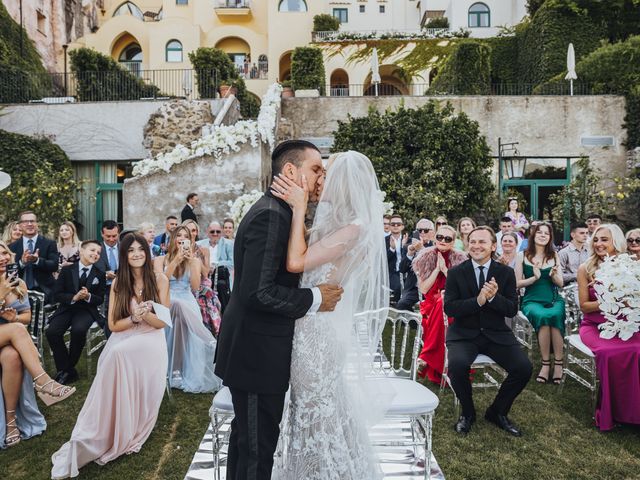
top-left (515, 222), bottom-right (565, 384)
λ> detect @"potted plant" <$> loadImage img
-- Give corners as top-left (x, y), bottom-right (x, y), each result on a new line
top-left (281, 80), bottom-right (294, 98)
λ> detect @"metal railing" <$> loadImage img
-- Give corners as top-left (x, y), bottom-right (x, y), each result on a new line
top-left (0, 68), bottom-right (219, 103)
top-left (312, 28), bottom-right (450, 42)
top-left (235, 60), bottom-right (268, 80)
top-left (215, 0), bottom-right (250, 7)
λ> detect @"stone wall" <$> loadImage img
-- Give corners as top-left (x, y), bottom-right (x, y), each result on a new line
top-left (280, 95), bottom-right (628, 174)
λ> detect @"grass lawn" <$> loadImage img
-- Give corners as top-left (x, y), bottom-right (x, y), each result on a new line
top-left (1, 328), bottom-right (639, 480)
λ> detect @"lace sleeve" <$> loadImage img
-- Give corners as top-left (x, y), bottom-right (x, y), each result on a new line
top-left (303, 223), bottom-right (361, 272)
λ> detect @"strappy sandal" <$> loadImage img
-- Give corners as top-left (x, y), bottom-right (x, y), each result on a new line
top-left (5, 410), bottom-right (20, 447)
top-left (33, 372), bottom-right (76, 406)
top-left (552, 358), bottom-right (564, 385)
top-left (536, 359), bottom-right (551, 384)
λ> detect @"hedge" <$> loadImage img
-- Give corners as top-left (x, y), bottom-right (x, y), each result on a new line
top-left (428, 41), bottom-right (491, 95)
top-left (291, 47), bottom-right (326, 93)
top-left (313, 14), bottom-right (340, 32)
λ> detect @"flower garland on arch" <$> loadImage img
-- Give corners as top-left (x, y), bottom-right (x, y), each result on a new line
top-left (132, 83), bottom-right (283, 178)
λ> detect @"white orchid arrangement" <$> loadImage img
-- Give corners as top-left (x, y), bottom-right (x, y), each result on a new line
top-left (132, 83), bottom-right (283, 178)
top-left (594, 253), bottom-right (640, 341)
top-left (227, 189), bottom-right (264, 226)
top-left (315, 28), bottom-right (470, 42)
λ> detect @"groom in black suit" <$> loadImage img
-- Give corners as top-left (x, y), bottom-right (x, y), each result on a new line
top-left (215, 140), bottom-right (344, 480)
top-left (444, 226), bottom-right (532, 436)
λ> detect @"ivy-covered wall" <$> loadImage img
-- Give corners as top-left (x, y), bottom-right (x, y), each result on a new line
top-left (428, 41), bottom-right (491, 95)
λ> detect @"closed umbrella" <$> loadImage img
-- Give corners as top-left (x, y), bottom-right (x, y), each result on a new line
top-left (564, 43), bottom-right (577, 96)
top-left (371, 47), bottom-right (381, 97)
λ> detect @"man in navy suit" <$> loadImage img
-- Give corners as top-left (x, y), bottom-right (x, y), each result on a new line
top-left (94, 220), bottom-right (120, 337)
top-left (9, 211), bottom-right (59, 304)
top-left (153, 215), bottom-right (179, 255)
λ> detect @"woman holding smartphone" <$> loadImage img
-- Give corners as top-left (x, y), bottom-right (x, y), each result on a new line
top-left (154, 226), bottom-right (220, 393)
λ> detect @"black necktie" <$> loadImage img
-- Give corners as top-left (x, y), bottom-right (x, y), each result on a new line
top-left (80, 267), bottom-right (88, 288)
top-left (478, 265), bottom-right (485, 289)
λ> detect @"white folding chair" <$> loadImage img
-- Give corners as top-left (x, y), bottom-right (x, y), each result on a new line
top-left (27, 290), bottom-right (48, 366)
top-left (209, 387), bottom-right (234, 480)
top-left (511, 311), bottom-right (535, 361)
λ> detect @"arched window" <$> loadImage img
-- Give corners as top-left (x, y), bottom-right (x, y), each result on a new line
top-left (468, 3), bottom-right (490, 28)
top-left (119, 43), bottom-right (142, 75)
top-left (278, 0), bottom-right (308, 12)
top-left (113, 2), bottom-right (144, 20)
top-left (166, 40), bottom-right (183, 62)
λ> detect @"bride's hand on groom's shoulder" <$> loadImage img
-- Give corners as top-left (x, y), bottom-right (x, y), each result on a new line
top-left (271, 173), bottom-right (308, 210)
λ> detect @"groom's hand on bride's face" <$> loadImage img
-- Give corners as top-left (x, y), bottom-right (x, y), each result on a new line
top-left (317, 284), bottom-right (344, 312)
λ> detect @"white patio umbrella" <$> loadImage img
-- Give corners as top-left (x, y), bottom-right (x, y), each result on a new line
top-left (564, 43), bottom-right (577, 96)
top-left (371, 47), bottom-right (381, 97)
top-left (0, 171), bottom-right (11, 191)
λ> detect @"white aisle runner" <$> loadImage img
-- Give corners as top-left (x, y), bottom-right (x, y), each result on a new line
top-left (185, 420), bottom-right (445, 480)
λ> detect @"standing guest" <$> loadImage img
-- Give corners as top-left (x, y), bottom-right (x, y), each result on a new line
top-left (222, 218), bottom-right (235, 241)
top-left (383, 214), bottom-right (391, 236)
top-left (9, 211), bottom-right (59, 304)
top-left (57, 221), bottom-right (81, 270)
top-left (153, 215), bottom-right (179, 256)
top-left (454, 217), bottom-right (476, 252)
top-left (181, 193), bottom-right (200, 223)
top-left (444, 226), bottom-right (532, 436)
top-left (397, 219), bottom-right (434, 311)
top-left (2, 221), bottom-right (22, 245)
top-left (138, 222), bottom-right (161, 258)
top-left (625, 228), bottom-right (640, 259)
top-left (153, 227), bottom-right (220, 392)
top-left (385, 214), bottom-right (408, 303)
top-left (46, 240), bottom-right (106, 385)
top-left (585, 213), bottom-right (602, 237)
top-left (0, 242), bottom-right (46, 448)
top-left (412, 225), bottom-right (466, 383)
top-left (515, 222), bottom-right (565, 384)
top-left (505, 197), bottom-right (530, 238)
top-left (578, 224), bottom-right (639, 431)
top-left (496, 216), bottom-right (522, 255)
top-left (434, 216), bottom-right (448, 228)
top-left (197, 222), bottom-right (234, 271)
top-left (558, 222), bottom-right (589, 284)
top-left (497, 232), bottom-right (519, 269)
top-left (51, 233), bottom-right (170, 478)
top-left (95, 220), bottom-right (120, 338)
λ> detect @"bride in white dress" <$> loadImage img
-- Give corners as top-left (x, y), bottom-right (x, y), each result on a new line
top-left (270, 151), bottom-right (390, 480)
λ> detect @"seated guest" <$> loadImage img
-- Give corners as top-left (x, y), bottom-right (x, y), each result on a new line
top-left (383, 214), bottom-right (391, 237)
top-left (51, 233), bottom-right (170, 478)
top-left (412, 225), bottom-right (466, 383)
top-left (397, 218), bottom-right (435, 311)
top-left (497, 232), bottom-right (519, 269)
top-left (434, 215), bottom-right (448, 228)
top-left (585, 213), bottom-right (602, 238)
top-left (515, 222), bottom-right (564, 384)
top-left (496, 217), bottom-right (522, 255)
top-left (57, 221), bottom-right (81, 271)
top-left (454, 217), bottom-right (476, 252)
top-left (138, 222), bottom-right (161, 258)
top-left (626, 228), bottom-right (640, 259)
top-left (222, 218), bottom-right (235, 241)
top-left (558, 222), bottom-right (589, 284)
top-left (196, 221), bottom-right (234, 271)
top-left (9, 211), bottom-right (59, 304)
top-left (578, 224), bottom-right (640, 431)
top-left (2, 221), bottom-right (22, 246)
top-left (444, 226), bottom-right (532, 436)
top-left (385, 214), bottom-right (408, 303)
top-left (46, 240), bottom-right (106, 385)
top-left (0, 242), bottom-right (46, 448)
top-left (153, 215), bottom-right (179, 256)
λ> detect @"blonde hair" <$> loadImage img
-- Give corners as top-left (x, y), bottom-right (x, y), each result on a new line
top-left (57, 221), bottom-right (81, 249)
top-left (456, 217), bottom-right (477, 248)
top-left (2, 221), bottom-right (21, 244)
top-left (584, 224), bottom-right (627, 280)
top-left (436, 224), bottom-right (457, 238)
top-left (626, 228), bottom-right (640, 240)
top-left (138, 222), bottom-right (155, 234)
top-left (0, 241), bottom-right (27, 300)
top-left (181, 219), bottom-right (200, 241)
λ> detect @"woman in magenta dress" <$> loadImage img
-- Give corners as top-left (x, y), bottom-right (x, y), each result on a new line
top-left (412, 225), bottom-right (467, 384)
top-left (51, 233), bottom-right (170, 478)
top-left (578, 224), bottom-right (640, 431)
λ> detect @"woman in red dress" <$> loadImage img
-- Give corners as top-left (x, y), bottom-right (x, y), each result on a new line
top-left (412, 225), bottom-right (467, 383)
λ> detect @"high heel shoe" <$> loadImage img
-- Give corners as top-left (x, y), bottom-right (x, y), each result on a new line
top-left (536, 359), bottom-right (551, 384)
top-left (552, 357), bottom-right (564, 385)
top-left (33, 372), bottom-right (76, 406)
top-left (5, 410), bottom-right (20, 447)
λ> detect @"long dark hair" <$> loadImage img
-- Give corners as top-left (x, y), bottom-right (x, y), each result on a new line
top-left (112, 233), bottom-right (160, 322)
top-left (525, 222), bottom-right (555, 263)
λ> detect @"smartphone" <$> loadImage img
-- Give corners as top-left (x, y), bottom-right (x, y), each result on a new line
top-left (181, 239), bottom-right (191, 251)
top-left (6, 263), bottom-right (19, 280)
top-left (411, 230), bottom-right (420, 240)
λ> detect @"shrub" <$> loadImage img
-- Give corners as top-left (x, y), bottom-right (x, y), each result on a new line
top-left (69, 48), bottom-right (160, 101)
top-left (428, 41), bottom-right (491, 95)
top-left (0, 130), bottom-right (77, 235)
top-left (313, 14), bottom-right (340, 32)
top-left (291, 47), bottom-right (326, 93)
top-left (425, 17), bottom-right (450, 29)
top-left (331, 101), bottom-right (495, 225)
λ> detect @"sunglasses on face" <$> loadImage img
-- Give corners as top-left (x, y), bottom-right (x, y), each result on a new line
top-left (436, 222), bottom-right (447, 226)
top-left (209, 230), bottom-right (221, 234)
top-left (390, 222), bottom-right (403, 227)
top-left (627, 237), bottom-right (640, 245)
top-left (417, 228), bottom-right (432, 233)
top-left (436, 234), bottom-right (454, 243)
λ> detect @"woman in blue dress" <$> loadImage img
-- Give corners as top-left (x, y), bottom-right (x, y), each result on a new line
top-left (153, 226), bottom-right (220, 393)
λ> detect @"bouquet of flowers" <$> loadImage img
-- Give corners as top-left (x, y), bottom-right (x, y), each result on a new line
top-left (227, 190), bottom-right (264, 227)
top-left (594, 253), bottom-right (640, 341)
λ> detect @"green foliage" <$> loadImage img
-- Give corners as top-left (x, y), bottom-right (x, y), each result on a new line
top-left (291, 47), bottom-right (326, 93)
top-left (526, 0), bottom-right (547, 15)
top-left (313, 14), bottom-right (340, 32)
top-left (331, 102), bottom-right (495, 225)
top-left (484, 23), bottom-right (529, 84)
top-left (69, 48), bottom-right (160, 101)
top-left (565, 0), bottom-right (640, 43)
top-left (425, 17), bottom-right (450, 29)
top-left (428, 41), bottom-right (491, 94)
top-left (0, 130), bottom-right (77, 235)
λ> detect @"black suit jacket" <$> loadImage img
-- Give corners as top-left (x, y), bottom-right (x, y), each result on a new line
top-left (385, 235), bottom-right (407, 274)
top-left (50, 264), bottom-right (107, 323)
top-left (9, 236), bottom-right (58, 293)
top-left (443, 259), bottom-right (519, 345)
top-left (95, 242), bottom-right (118, 277)
top-left (181, 204), bottom-right (198, 223)
top-left (214, 192), bottom-right (314, 394)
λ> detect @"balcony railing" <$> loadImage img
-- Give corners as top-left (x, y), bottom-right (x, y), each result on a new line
top-left (235, 61), bottom-right (268, 80)
top-left (312, 28), bottom-right (452, 43)
top-left (215, 0), bottom-right (251, 14)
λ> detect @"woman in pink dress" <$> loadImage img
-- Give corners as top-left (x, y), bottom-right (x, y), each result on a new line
top-left (51, 233), bottom-right (170, 478)
top-left (578, 224), bottom-right (640, 431)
